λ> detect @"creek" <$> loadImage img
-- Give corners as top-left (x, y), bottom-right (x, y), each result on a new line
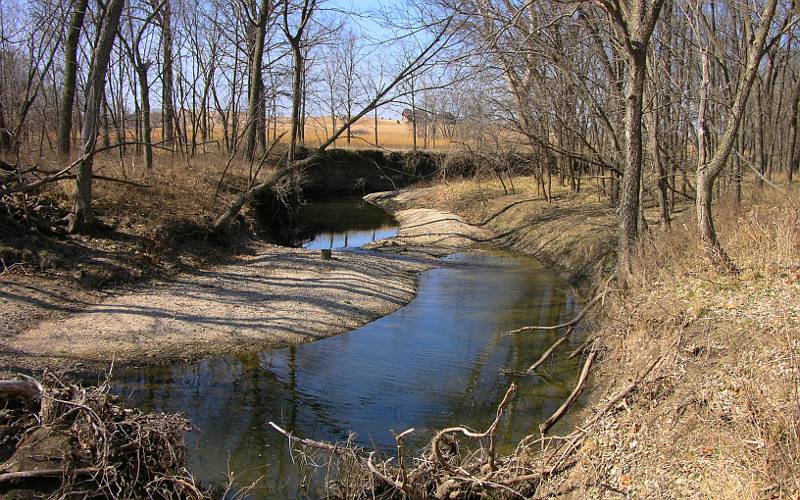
top-left (111, 197), bottom-right (583, 497)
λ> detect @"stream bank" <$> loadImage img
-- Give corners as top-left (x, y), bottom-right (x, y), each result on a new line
top-left (0, 195), bottom-right (507, 373)
top-left (369, 178), bottom-right (800, 498)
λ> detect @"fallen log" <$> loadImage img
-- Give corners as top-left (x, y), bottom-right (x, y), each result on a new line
top-left (0, 376), bottom-right (43, 401)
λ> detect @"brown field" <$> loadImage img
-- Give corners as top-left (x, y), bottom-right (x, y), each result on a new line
top-left (139, 114), bottom-right (475, 152)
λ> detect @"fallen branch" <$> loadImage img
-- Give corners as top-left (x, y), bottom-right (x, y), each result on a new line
top-left (567, 338), bottom-right (592, 359)
top-left (540, 347), bottom-right (672, 476)
top-left (525, 337), bottom-right (568, 374)
top-left (539, 351), bottom-right (597, 435)
top-left (0, 467), bottom-right (96, 487)
top-left (502, 277), bottom-right (612, 336)
top-left (36, 172), bottom-right (153, 189)
top-left (268, 421), bottom-right (343, 453)
top-left (578, 348), bottom-right (668, 432)
top-left (431, 383), bottom-right (516, 471)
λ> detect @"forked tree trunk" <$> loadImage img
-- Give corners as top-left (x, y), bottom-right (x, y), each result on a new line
top-left (67, 0), bottom-right (125, 234)
top-left (695, 0), bottom-right (777, 272)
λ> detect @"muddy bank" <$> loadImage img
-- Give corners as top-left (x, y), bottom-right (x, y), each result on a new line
top-left (1, 243), bottom-right (433, 372)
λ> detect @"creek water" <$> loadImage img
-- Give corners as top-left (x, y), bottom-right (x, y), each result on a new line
top-left (294, 197), bottom-right (398, 250)
top-left (111, 198), bottom-right (583, 498)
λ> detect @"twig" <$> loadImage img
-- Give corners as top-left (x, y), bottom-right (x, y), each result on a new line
top-left (539, 351), bottom-right (597, 435)
top-left (502, 277), bottom-right (612, 336)
top-left (431, 383), bottom-right (516, 470)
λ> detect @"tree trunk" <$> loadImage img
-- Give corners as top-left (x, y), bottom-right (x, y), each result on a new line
top-left (0, 99), bottom-right (11, 151)
top-left (56, 0), bottom-right (88, 156)
top-left (288, 41), bottom-right (303, 164)
top-left (67, 0), bottom-right (125, 234)
top-left (649, 108), bottom-right (670, 227)
top-left (160, 0), bottom-right (175, 146)
top-left (618, 48), bottom-right (647, 272)
top-left (788, 76), bottom-right (800, 185)
top-left (374, 107), bottom-right (379, 146)
top-left (245, 0), bottom-right (269, 161)
top-left (136, 65), bottom-right (153, 169)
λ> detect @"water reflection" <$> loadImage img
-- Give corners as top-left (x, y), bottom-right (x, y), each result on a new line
top-left (292, 197), bottom-right (398, 250)
top-left (113, 252), bottom-right (581, 497)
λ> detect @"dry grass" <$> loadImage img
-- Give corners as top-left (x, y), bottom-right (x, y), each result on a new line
top-left (372, 178), bottom-right (799, 498)
top-left (1, 148), bottom-right (274, 286)
top-left (529, 190), bottom-right (800, 498)
top-left (144, 115), bottom-right (467, 151)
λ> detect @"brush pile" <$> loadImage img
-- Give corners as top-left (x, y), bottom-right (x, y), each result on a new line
top-left (0, 373), bottom-right (200, 498)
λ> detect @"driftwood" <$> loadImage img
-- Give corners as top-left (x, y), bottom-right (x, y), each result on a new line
top-left (431, 383), bottom-right (516, 472)
top-left (539, 351), bottom-right (597, 435)
top-left (567, 338), bottom-right (592, 359)
top-left (268, 421), bottom-right (346, 453)
top-left (525, 337), bottom-right (568, 374)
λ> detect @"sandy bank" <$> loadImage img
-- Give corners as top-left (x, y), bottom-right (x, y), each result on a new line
top-left (1, 242), bottom-right (433, 371)
top-left (366, 182), bottom-right (618, 283)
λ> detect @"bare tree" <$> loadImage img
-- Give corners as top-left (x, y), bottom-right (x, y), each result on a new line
top-left (244, 0), bottom-right (274, 160)
top-left (691, 0), bottom-right (785, 270)
top-left (66, 0), bottom-right (125, 234)
top-left (281, 0), bottom-right (317, 164)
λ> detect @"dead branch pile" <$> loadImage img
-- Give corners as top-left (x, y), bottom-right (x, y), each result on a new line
top-left (0, 373), bottom-right (201, 499)
top-left (264, 278), bottom-right (672, 499)
top-left (268, 344), bottom-right (666, 499)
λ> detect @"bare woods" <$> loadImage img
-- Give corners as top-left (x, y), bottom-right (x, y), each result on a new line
top-left (1, 0), bottom-right (797, 274)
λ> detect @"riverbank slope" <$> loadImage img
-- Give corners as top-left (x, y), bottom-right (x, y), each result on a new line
top-left (369, 178), bottom-right (800, 498)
